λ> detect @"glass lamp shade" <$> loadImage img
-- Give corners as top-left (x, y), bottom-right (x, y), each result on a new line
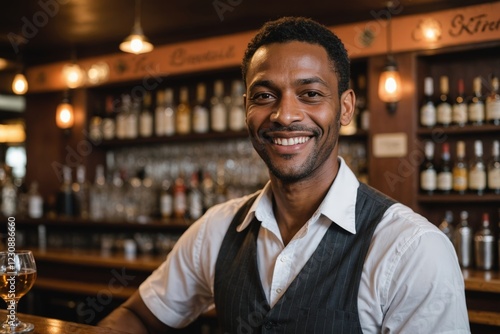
top-left (12, 73), bottom-right (28, 95)
top-left (119, 32), bottom-right (154, 54)
top-left (378, 64), bottom-right (402, 103)
top-left (56, 102), bottom-right (75, 129)
top-left (62, 63), bottom-right (85, 89)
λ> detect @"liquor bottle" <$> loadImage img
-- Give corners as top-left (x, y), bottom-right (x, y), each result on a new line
top-left (474, 213), bottom-right (495, 270)
top-left (437, 142), bottom-right (452, 194)
top-left (188, 172), bottom-right (203, 220)
top-left (0, 165), bottom-right (17, 216)
top-left (420, 77), bottom-right (436, 128)
top-left (56, 165), bottom-right (76, 217)
top-left (126, 96), bottom-right (140, 139)
top-left (201, 171), bottom-right (216, 213)
top-left (485, 74), bottom-right (500, 125)
top-left (115, 95), bottom-right (128, 139)
top-left (228, 80), bottom-right (247, 132)
top-left (468, 140), bottom-right (486, 195)
top-left (356, 74), bottom-right (370, 131)
top-left (420, 141), bottom-right (436, 195)
top-left (454, 210), bottom-right (472, 268)
top-left (487, 140), bottom-right (500, 194)
top-left (211, 80), bottom-right (228, 132)
top-left (468, 76), bottom-right (485, 126)
top-left (173, 173), bottom-right (187, 218)
top-left (155, 90), bottom-right (165, 136)
top-left (102, 95), bottom-right (116, 140)
top-left (159, 179), bottom-right (173, 220)
top-left (89, 164), bottom-right (107, 221)
top-left (164, 88), bottom-right (176, 136)
top-left (452, 141), bottom-right (468, 195)
top-left (73, 165), bottom-right (90, 219)
top-left (27, 181), bottom-right (43, 219)
top-left (139, 91), bottom-right (153, 137)
top-left (176, 87), bottom-right (191, 135)
top-left (438, 210), bottom-right (454, 241)
top-left (452, 78), bottom-right (467, 127)
top-left (89, 98), bottom-right (104, 142)
top-left (192, 83), bottom-right (210, 134)
top-left (436, 76), bottom-right (452, 127)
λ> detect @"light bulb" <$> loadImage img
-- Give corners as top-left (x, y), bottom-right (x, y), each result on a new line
top-left (12, 73), bottom-right (28, 95)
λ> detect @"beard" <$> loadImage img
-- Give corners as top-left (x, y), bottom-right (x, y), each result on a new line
top-left (251, 113), bottom-right (341, 184)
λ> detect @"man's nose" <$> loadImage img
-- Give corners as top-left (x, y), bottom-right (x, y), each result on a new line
top-left (269, 93), bottom-right (304, 126)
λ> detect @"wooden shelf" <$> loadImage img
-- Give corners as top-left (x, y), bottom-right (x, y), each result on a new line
top-left (417, 193), bottom-right (500, 203)
top-left (96, 130), bottom-right (249, 148)
top-left (463, 269), bottom-right (500, 294)
top-left (468, 310), bottom-right (500, 326)
top-left (31, 249), bottom-right (164, 272)
top-left (34, 277), bottom-right (136, 299)
top-left (417, 124), bottom-right (500, 136)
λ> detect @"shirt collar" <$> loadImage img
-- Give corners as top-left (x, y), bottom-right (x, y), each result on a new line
top-left (237, 157), bottom-right (359, 234)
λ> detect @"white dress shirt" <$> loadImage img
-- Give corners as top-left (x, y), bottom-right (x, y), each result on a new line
top-left (139, 157), bottom-right (470, 333)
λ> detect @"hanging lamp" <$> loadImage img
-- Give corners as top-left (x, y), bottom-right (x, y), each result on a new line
top-left (119, 0), bottom-right (154, 54)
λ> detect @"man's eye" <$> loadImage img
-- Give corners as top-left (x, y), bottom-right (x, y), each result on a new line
top-left (304, 91), bottom-right (321, 98)
top-left (251, 93), bottom-right (273, 100)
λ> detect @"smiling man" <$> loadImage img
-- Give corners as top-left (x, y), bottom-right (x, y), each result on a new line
top-left (98, 17), bottom-right (470, 334)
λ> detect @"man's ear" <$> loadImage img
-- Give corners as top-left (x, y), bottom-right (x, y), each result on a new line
top-left (339, 89), bottom-right (356, 126)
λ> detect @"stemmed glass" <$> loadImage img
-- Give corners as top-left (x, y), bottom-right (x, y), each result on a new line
top-left (0, 251), bottom-right (37, 333)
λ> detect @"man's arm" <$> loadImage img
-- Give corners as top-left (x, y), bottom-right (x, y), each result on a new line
top-left (98, 290), bottom-right (171, 333)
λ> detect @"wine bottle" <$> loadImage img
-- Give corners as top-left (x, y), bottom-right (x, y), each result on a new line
top-left (452, 141), bottom-right (468, 195)
top-left (468, 76), bottom-right (485, 126)
top-left (420, 141), bottom-right (436, 195)
top-left (436, 76), bottom-right (452, 127)
top-left (487, 140), bottom-right (500, 194)
top-left (211, 80), bottom-right (228, 132)
top-left (486, 74), bottom-right (500, 125)
top-left (228, 80), bottom-right (247, 132)
top-left (437, 142), bottom-right (452, 194)
top-left (468, 140), bottom-right (486, 195)
top-left (176, 87), bottom-right (191, 135)
top-left (192, 83), bottom-right (210, 134)
top-left (452, 78), bottom-right (467, 127)
top-left (438, 210), bottom-right (454, 241)
top-left (139, 91), bottom-right (153, 137)
top-left (420, 77), bottom-right (436, 128)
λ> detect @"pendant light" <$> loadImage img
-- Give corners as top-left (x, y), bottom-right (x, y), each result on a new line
top-left (120, 0), bottom-right (154, 54)
top-left (56, 91), bottom-right (75, 131)
top-left (12, 72), bottom-right (28, 95)
top-left (378, 1), bottom-right (402, 114)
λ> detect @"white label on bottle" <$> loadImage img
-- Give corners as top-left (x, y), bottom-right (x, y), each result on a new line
top-left (437, 172), bottom-right (452, 191)
top-left (468, 103), bottom-right (485, 122)
top-left (125, 113), bottom-right (138, 139)
top-left (420, 104), bottom-right (436, 127)
top-left (189, 191), bottom-right (203, 220)
top-left (160, 194), bottom-right (173, 217)
top-left (165, 108), bottom-right (176, 136)
top-left (139, 112), bottom-right (153, 137)
top-left (115, 114), bottom-right (127, 139)
top-left (174, 192), bottom-right (187, 216)
top-left (469, 169), bottom-right (486, 190)
top-left (193, 106), bottom-right (209, 133)
top-left (488, 168), bottom-right (500, 189)
top-left (436, 103), bottom-right (452, 125)
top-left (229, 106), bottom-right (246, 131)
top-left (420, 169), bottom-right (437, 191)
top-left (28, 196), bottom-right (43, 219)
top-left (211, 104), bottom-right (227, 132)
top-left (452, 104), bottom-right (468, 125)
top-left (486, 100), bottom-right (500, 121)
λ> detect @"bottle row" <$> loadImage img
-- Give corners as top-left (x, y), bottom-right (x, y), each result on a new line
top-left (88, 79), bottom-right (247, 142)
top-left (420, 74), bottom-right (500, 128)
top-left (439, 209), bottom-right (499, 271)
top-left (420, 139), bottom-right (500, 195)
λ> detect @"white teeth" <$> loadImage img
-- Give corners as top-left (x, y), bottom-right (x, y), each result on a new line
top-left (273, 137), bottom-right (310, 146)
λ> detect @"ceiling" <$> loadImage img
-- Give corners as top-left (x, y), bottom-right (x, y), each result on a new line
top-left (0, 0), bottom-right (493, 69)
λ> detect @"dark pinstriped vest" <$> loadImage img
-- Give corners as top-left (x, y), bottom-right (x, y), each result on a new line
top-left (214, 183), bottom-right (395, 334)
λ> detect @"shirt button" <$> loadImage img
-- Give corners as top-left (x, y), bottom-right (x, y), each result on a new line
top-left (276, 288), bottom-right (282, 294)
top-left (280, 256), bottom-right (286, 262)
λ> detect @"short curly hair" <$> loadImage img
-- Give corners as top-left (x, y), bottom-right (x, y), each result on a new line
top-left (241, 16), bottom-right (350, 97)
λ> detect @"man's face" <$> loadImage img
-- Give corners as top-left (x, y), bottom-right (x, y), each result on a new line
top-left (245, 41), bottom-right (352, 183)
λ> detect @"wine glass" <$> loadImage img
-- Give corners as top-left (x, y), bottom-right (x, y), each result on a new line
top-left (0, 250), bottom-right (37, 333)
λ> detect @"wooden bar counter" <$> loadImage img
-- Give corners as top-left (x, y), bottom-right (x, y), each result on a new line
top-left (0, 310), bottom-right (126, 334)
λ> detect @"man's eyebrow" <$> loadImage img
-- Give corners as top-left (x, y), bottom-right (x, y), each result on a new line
top-left (295, 77), bottom-right (328, 87)
top-left (248, 80), bottom-right (274, 92)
